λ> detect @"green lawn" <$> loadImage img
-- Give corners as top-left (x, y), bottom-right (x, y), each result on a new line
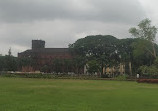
top-left (0, 77), bottom-right (158, 111)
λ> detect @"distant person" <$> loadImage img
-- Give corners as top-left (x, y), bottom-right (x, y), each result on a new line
top-left (137, 74), bottom-right (139, 79)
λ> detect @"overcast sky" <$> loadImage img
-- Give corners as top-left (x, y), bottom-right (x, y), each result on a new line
top-left (0, 0), bottom-right (158, 56)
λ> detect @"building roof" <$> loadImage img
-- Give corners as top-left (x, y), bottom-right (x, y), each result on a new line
top-left (18, 48), bottom-right (70, 55)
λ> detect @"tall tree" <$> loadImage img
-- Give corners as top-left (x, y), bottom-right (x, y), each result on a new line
top-left (87, 60), bottom-right (100, 74)
top-left (69, 35), bottom-right (119, 76)
top-left (8, 48), bottom-right (12, 56)
top-left (129, 18), bottom-right (157, 58)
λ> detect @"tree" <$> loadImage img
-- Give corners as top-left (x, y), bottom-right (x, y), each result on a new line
top-left (8, 48), bottom-right (12, 56)
top-left (129, 18), bottom-right (157, 58)
top-left (129, 19), bottom-right (158, 76)
top-left (72, 56), bottom-right (87, 74)
top-left (0, 55), bottom-right (6, 71)
top-left (52, 59), bottom-right (63, 73)
top-left (87, 60), bottom-right (100, 74)
top-left (69, 34), bottom-right (158, 76)
top-left (130, 39), bottom-right (156, 74)
top-left (40, 65), bottom-right (49, 73)
top-left (69, 35), bottom-right (120, 76)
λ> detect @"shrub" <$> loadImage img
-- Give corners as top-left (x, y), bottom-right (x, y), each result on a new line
top-left (1, 74), bottom-right (17, 77)
top-left (137, 79), bottom-right (158, 83)
top-left (115, 75), bottom-right (128, 81)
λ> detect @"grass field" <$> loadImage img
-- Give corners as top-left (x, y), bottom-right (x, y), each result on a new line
top-left (0, 77), bottom-right (158, 111)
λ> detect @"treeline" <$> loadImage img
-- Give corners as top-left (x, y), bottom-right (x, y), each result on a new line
top-left (68, 18), bottom-right (158, 77)
top-left (0, 54), bottom-right (33, 72)
top-left (0, 55), bottom-right (18, 71)
top-left (69, 35), bottom-right (158, 76)
top-left (1, 35), bottom-right (158, 76)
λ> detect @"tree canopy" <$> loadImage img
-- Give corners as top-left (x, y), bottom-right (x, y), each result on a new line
top-left (129, 18), bottom-right (157, 58)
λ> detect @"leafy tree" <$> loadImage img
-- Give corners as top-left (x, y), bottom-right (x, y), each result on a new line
top-left (129, 18), bottom-right (157, 58)
top-left (8, 48), bottom-right (12, 56)
top-left (129, 38), bottom-right (157, 74)
top-left (0, 53), bottom-right (19, 71)
top-left (52, 59), bottom-right (63, 73)
top-left (72, 56), bottom-right (87, 74)
top-left (0, 55), bottom-right (6, 71)
top-left (70, 35), bottom-right (119, 76)
top-left (87, 60), bottom-right (100, 74)
top-left (40, 65), bottom-right (49, 73)
top-left (5, 55), bottom-right (18, 71)
top-left (4, 48), bottom-right (18, 71)
top-left (138, 56), bottom-right (158, 76)
top-left (129, 19), bottom-right (158, 76)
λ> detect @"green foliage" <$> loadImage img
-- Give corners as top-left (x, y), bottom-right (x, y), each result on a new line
top-left (1, 73), bottom-right (54, 79)
top-left (0, 73), bottom-right (100, 79)
top-left (1, 74), bottom-right (17, 77)
top-left (139, 57), bottom-right (158, 75)
top-left (131, 39), bottom-right (156, 73)
top-left (70, 35), bottom-right (154, 75)
top-left (0, 56), bottom-right (6, 71)
top-left (115, 75), bottom-right (128, 81)
top-left (129, 19), bottom-right (158, 72)
top-left (129, 18), bottom-right (157, 58)
top-left (0, 55), bottom-right (18, 71)
top-left (70, 35), bottom-right (121, 75)
top-left (69, 34), bottom-right (158, 75)
top-left (138, 65), bottom-right (148, 74)
top-left (117, 38), bottom-right (134, 61)
top-left (132, 39), bottom-right (150, 57)
top-left (140, 65), bottom-right (158, 75)
top-left (52, 58), bottom-right (63, 73)
top-left (147, 66), bottom-right (158, 75)
top-left (72, 56), bottom-right (86, 74)
top-left (153, 56), bottom-right (158, 67)
top-left (131, 38), bottom-right (157, 63)
top-left (87, 60), bottom-right (100, 74)
top-left (8, 48), bottom-right (12, 56)
top-left (0, 54), bottom-right (35, 72)
top-left (129, 18), bottom-right (157, 42)
top-left (70, 35), bottom-right (118, 56)
top-left (40, 65), bottom-right (49, 73)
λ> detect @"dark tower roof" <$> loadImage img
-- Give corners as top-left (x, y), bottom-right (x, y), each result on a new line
top-left (32, 40), bottom-right (45, 49)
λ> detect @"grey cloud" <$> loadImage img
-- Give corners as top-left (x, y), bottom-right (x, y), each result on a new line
top-left (0, 0), bottom-right (145, 24)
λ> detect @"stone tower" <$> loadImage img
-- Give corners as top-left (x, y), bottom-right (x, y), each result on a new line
top-left (32, 40), bottom-right (45, 49)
